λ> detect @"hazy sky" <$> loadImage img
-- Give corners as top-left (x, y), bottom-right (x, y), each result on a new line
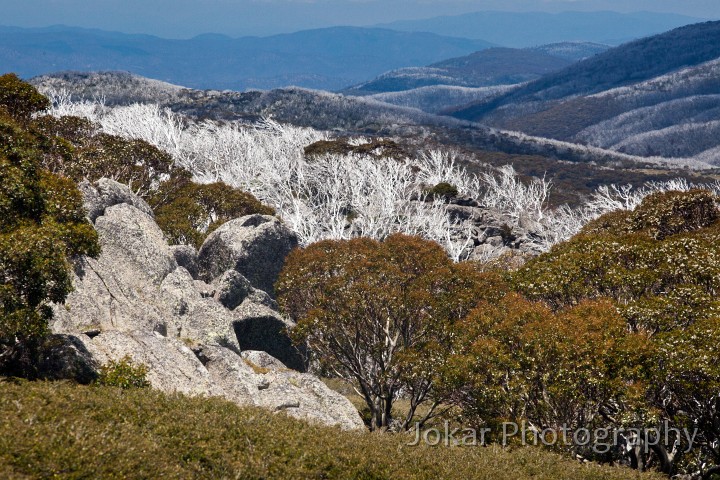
top-left (1, 0), bottom-right (718, 38)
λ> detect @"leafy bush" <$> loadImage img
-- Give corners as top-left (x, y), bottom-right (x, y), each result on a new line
top-left (151, 177), bottom-right (275, 248)
top-left (629, 189), bottom-right (718, 240)
top-left (514, 190), bottom-right (720, 333)
top-left (511, 189), bottom-right (720, 475)
top-left (96, 356), bottom-right (150, 389)
top-left (0, 79), bottom-right (99, 357)
top-left (451, 295), bottom-right (651, 448)
top-left (304, 137), bottom-right (407, 159)
top-left (33, 114), bottom-right (178, 198)
top-left (425, 181), bottom-right (459, 200)
top-left (277, 234), bottom-right (493, 431)
top-left (0, 73), bottom-right (49, 121)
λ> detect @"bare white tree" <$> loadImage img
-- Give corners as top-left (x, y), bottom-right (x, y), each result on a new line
top-left (48, 95), bottom-right (719, 262)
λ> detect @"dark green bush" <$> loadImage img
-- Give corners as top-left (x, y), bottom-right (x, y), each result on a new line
top-left (630, 189), bottom-right (718, 240)
top-left (304, 138), bottom-right (407, 160)
top-left (151, 177), bottom-right (275, 248)
top-left (32, 115), bottom-right (179, 199)
top-left (513, 189), bottom-right (720, 333)
top-left (0, 73), bottom-right (49, 121)
top-left (0, 79), bottom-right (99, 353)
top-left (426, 182), bottom-right (459, 200)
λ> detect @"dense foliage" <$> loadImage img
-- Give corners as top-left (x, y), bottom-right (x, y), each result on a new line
top-left (0, 75), bottom-right (99, 369)
top-left (515, 190), bottom-right (720, 333)
top-left (278, 190), bottom-right (720, 477)
top-left (151, 176), bottom-right (275, 248)
top-left (511, 190), bottom-right (720, 476)
top-left (277, 234), bottom-right (489, 430)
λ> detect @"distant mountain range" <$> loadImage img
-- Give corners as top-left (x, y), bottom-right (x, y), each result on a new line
top-left (0, 25), bottom-right (493, 91)
top-left (447, 21), bottom-right (720, 163)
top-left (33, 70), bottom-right (710, 172)
top-left (376, 11), bottom-right (705, 47)
top-left (345, 43), bottom-right (611, 95)
top-left (0, 11), bottom-right (706, 93)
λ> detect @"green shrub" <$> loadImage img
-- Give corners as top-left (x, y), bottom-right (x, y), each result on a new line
top-left (0, 79), bottom-right (99, 355)
top-left (96, 356), bottom-right (150, 389)
top-left (630, 189), bottom-right (718, 240)
top-left (304, 138), bottom-right (407, 160)
top-left (0, 73), bottom-right (49, 121)
top-left (32, 116), bottom-right (179, 199)
top-left (277, 234), bottom-right (494, 431)
top-left (151, 177), bottom-right (275, 248)
top-left (513, 189), bottom-right (720, 333)
top-left (425, 182), bottom-right (459, 200)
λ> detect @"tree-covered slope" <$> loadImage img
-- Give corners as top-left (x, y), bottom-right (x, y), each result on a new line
top-left (450, 21), bottom-right (720, 123)
top-left (347, 48), bottom-right (572, 94)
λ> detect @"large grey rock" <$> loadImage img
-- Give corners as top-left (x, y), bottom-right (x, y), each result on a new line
top-left (197, 215), bottom-right (298, 295)
top-left (80, 178), bottom-right (153, 223)
top-left (95, 203), bottom-right (177, 284)
top-left (212, 270), bottom-right (253, 310)
top-left (201, 345), bottom-right (364, 430)
top-left (82, 330), bottom-right (222, 397)
top-left (160, 267), bottom-right (241, 351)
top-left (50, 181), bottom-right (363, 429)
top-left (52, 250), bottom-right (169, 335)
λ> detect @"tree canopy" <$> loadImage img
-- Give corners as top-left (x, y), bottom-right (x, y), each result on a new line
top-left (0, 75), bottom-right (99, 370)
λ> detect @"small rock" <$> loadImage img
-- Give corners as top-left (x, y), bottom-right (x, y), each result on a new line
top-left (170, 245), bottom-right (200, 279)
top-left (80, 178), bottom-right (154, 223)
top-left (212, 270), bottom-right (253, 310)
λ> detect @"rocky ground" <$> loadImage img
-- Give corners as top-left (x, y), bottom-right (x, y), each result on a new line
top-left (46, 178), bottom-right (364, 431)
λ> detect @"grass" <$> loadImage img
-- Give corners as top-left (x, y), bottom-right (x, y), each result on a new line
top-left (0, 379), bottom-right (664, 480)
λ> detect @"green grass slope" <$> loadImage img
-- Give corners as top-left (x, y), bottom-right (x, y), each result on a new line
top-left (0, 380), bottom-right (660, 479)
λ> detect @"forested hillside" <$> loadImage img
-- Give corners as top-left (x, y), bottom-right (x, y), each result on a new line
top-left (446, 21), bottom-right (720, 163)
top-left (451, 21), bottom-right (720, 122)
top-left (346, 48), bottom-right (572, 94)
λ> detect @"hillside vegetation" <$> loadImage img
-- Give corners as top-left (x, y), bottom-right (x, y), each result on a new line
top-left (447, 22), bottom-right (720, 163)
top-left (2, 73), bottom-right (720, 479)
top-left (347, 47), bottom-right (572, 94)
top-left (0, 380), bottom-right (662, 480)
top-left (451, 21), bottom-right (720, 122)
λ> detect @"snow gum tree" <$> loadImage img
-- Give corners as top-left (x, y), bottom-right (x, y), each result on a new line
top-left (276, 234), bottom-right (488, 431)
top-left (511, 189), bottom-right (720, 475)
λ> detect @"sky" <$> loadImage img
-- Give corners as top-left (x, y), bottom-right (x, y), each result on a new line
top-left (1, 0), bottom-right (718, 38)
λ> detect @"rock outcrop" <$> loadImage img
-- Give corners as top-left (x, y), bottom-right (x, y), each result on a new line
top-left (443, 195), bottom-right (549, 262)
top-left (197, 215), bottom-right (298, 296)
top-left (51, 178), bottom-right (363, 431)
top-left (79, 178), bottom-right (154, 222)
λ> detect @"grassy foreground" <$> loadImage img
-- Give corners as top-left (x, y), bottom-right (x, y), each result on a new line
top-left (0, 380), bottom-right (660, 480)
